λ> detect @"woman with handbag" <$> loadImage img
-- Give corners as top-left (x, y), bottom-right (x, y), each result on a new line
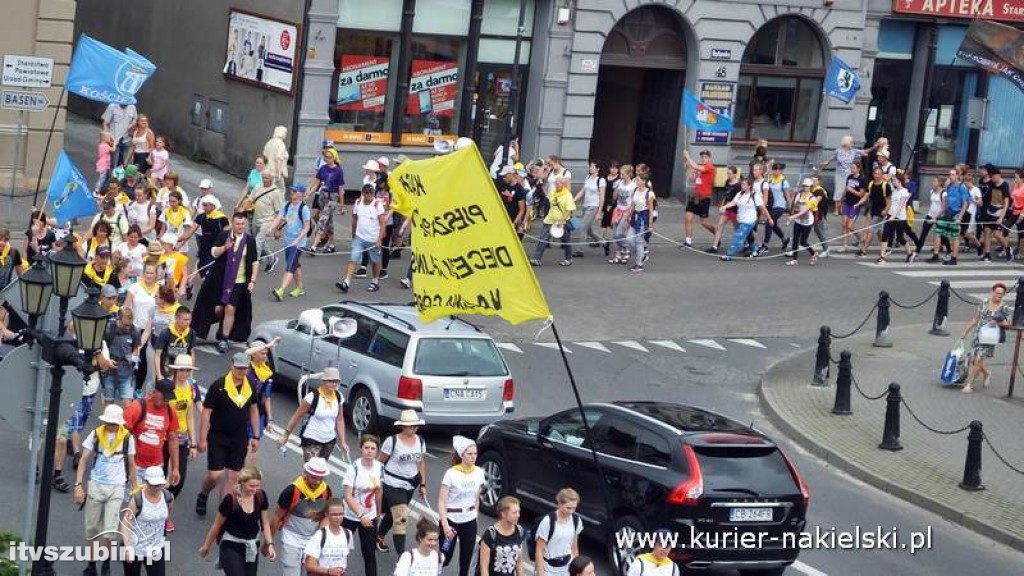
top-left (960, 282), bottom-right (1012, 392)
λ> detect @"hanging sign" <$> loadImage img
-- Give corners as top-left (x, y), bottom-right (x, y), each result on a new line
top-left (693, 82), bottom-right (735, 144)
top-left (336, 55), bottom-right (389, 111)
top-left (407, 60), bottom-right (458, 117)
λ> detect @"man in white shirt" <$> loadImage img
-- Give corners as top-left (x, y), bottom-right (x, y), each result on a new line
top-left (336, 184), bottom-right (386, 293)
top-left (102, 103), bottom-right (137, 167)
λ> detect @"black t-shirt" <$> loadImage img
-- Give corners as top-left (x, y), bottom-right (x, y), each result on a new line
top-left (867, 180), bottom-right (890, 216)
top-left (724, 181), bottom-right (742, 213)
top-left (979, 177), bottom-right (994, 208)
top-left (500, 184), bottom-right (527, 223)
top-left (26, 229), bottom-right (55, 262)
top-left (152, 326), bottom-right (195, 372)
top-left (195, 213), bottom-right (229, 247)
top-left (843, 176), bottom-right (863, 207)
top-left (204, 375), bottom-right (257, 441)
top-left (481, 525), bottom-right (525, 576)
top-left (219, 490), bottom-right (269, 540)
top-left (603, 176), bottom-right (620, 211)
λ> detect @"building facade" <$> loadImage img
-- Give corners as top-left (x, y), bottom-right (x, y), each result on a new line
top-left (0, 0), bottom-right (76, 192)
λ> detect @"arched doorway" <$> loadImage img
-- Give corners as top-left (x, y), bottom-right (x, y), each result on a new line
top-left (590, 6), bottom-right (689, 196)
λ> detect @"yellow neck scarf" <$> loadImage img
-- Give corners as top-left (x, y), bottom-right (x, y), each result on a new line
top-left (252, 361), bottom-right (272, 383)
top-left (456, 463), bottom-right (476, 474)
top-left (84, 262), bottom-right (112, 285)
top-left (224, 371), bottom-right (253, 408)
top-left (165, 206), bottom-right (188, 228)
top-left (637, 554), bottom-right (672, 568)
top-left (294, 476), bottom-right (327, 501)
top-left (207, 209), bottom-right (227, 221)
top-left (160, 302), bottom-right (181, 317)
top-left (0, 244), bottom-right (10, 267)
top-left (169, 323), bottom-right (190, 346)
top-left (318, 385), bottom-right (337, 408)
top-left (770, 174), bottom-right (785, 185)
top-left (138, 280), bottom-right (159, 296)
top-left (97, 425), bottom-right (130, 457)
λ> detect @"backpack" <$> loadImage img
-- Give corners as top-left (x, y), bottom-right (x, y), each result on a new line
top-left (279, 202), bottom-right (309, 232)
top-left (382, 435), bottom-right (426, 486)
top-left (300, 388), bottom-right (340, 438)
top-left (218, 491), bottom-right (266, 540)
top-left (469, 524), bottom-right (524, 576)
top-left (280, 482), bottom-right (331, 526)
top-left (399, 548), bottom-right (444, 576)
top-left (526, 512), bottom-right (581, 562)
top-left (133, 487), bottom-right (174, 511)
top-left (313, 526), bottom-right (354, 556)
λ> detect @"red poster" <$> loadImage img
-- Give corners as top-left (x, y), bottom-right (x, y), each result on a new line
top-left (893, 0), bottom-right (1024, 23)
top-left (336, 55), bottom-right (389, 111)
top-left (407, 60), bottom-right (458, 117)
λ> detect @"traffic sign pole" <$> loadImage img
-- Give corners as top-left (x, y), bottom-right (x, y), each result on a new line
top-left (8, 109), bottom-right (24, 221)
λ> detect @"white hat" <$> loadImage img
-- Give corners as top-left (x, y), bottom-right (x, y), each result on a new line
top-left (143, 467), bottom-right (168, 486)
top-left (199, 194), bottom-right (218, 205)
top-left (168, 354), bottom-right (198, 371)
top-left (499, 166), bottom-right (516, 176)
top-left (452, 435), bottom-right (476, 458)
top-left (362, 159), bottom-right (381, 172)
top-left (304, 457), bottom-right (330, 478)
top-left (199, 178), bottom-right (213, 189)
top-left (160, 232), bottom-right (178, 245)
top-left (801, 178), bottom-right (814, 187)
top-left (395, 409), bottom-right (426, 427)
top-left (98, 404), bottom-right (126, 426)
top-left (376, 156), bottom-right (390, 169)
top-left (878, 150), bottom-right (890, 159)
top-left (550, 223), bottom-right (565, 239)
top-left (320, 366), bottom-right (341, 382)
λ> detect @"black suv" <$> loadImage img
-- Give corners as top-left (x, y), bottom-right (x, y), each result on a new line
top-left (475, 401), bottom-right (809, 575)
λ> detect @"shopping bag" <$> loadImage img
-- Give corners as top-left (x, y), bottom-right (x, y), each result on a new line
top-left (940, 341), bottom-right (964, 384)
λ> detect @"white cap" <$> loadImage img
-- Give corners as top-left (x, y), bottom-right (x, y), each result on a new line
top-left (499, 166), bottom-right (516, 176)
top-left (362, 159), bottom-right (381, 172)
top-left (143, 467), bottom-right (167, 486)
top-left (199, 194), bottom-right (218, 206)
top-left (199, 178), bottom-right (213, 189)
top-left (161, 232), bottom-right (179, 244)
top-left (802, 178), bottom-right (814, 187)
top-left (878, 150), bottom-right (890, 159)
top-left (98, 404), bottom-right (126, 426)
top-left (376, 156), bottom-right (390, 169)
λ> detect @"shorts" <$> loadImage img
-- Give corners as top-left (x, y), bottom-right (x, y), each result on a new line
top-left (284, 246), bottom-right (302, 273)
top-left (686, 197), bottom-right (711, 218)
top-left (84, 482), bottom-right (126, 540)
top-left (961, 211), bottom-right (973, 236)
top-left (842, 204), bottom-right (860, 219)
top-left (300, 437), bottom-right (336, 461)
top-left (65, 393), bottom-right (97, 434)
top-left (247, 414), bottom-right (267, 440)
top-left (226, 283), bottom-right (248, 308)
top-left (102, 372), bottom-right (135, 400)
top-left (723, 210), bottom-right (737, 223)
top-left (869, 214), bottom-right (884, 226)
top-left (351, 236), bottom-right (381, 263)
top-left (206, 436), bottom-right (247, 472)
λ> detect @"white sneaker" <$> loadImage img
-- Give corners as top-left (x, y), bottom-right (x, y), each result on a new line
top-left (819, 250), bottom-right (829, 259)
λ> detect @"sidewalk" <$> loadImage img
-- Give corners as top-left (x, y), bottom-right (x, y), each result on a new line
top-left (761, 323), bottom-right (1024, 551)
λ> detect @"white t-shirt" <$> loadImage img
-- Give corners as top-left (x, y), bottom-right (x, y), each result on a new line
top-left (928, 189), bottom-right (943, 219)
top-left (441, 466), bottom-right (486, 524)
top-left (394, 548), bottom-right (443, 576)
top-left (116, 242), bottom-right (148, 278)
top-left (546, 169), bottom-right (572, 196)
top-left (735, 191), bottom-right (765, 225)
top-left (631, 188), bottom-right (652, 212)
top-left (614, 180), bottom-right (636, 210)
top-left (354, 199), bottom-right (386, 242)
top-left (581, 175), bottom-right (605, 209)
top-left (301, 390), bottom-right (342, 444)
top-left (127, 283), bottom-right (157, 331)
top-left (381, 434), bottom-right (426, 490)
top-left (82, 429), bottom-right (136, 486)
top-left (793, 194), bottom-right (815, 227)
top-left (126, 201), bottom-right (154, 234)
top-left (158, 209), bottom-right (193, 253)
top-left (536, 514), bottom-right (583, 572)
top-left (303, 527), bottom-right (350, 570)
top-left (889, 187), bottom-right (911, 221)
top-left (343, 459), bottom-right (383, 521)
top-left (967, 185), bottom-right (982, 216)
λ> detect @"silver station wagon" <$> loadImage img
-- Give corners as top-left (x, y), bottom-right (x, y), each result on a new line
top-left (250, 302), bottom-right (515, 435)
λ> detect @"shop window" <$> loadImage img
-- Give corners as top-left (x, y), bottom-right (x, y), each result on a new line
top-left (481, 0), bottom-right (535, 37)
top-left (403, 36), bottom-right (462, 144)
top-left (413, 0), bottom-right (471, 36)
top-left (979, 76), bottom-right (1024, 167)
top-left (329, 33), bottom-right (396, 144)
top-left (734, 17), bottom-right (826, 143)
top-left (920, 68), bottom-right (978, 166)
top-left (338, 0), bottom-right (402, 32)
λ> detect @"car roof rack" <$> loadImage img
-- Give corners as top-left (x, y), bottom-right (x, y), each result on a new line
top-left (337, 301), bottom-right (418, 332)
top-left (446, 315), bottom-right (482, 333)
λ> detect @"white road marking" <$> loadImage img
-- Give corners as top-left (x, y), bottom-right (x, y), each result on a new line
top-left (650, 340), bottom-right (686, 353)
top-left (574, 342), bottom-right (612, 353)
top-left (893, 268), bottom-right (1021, 277)
top-left (195, 346), bottom-right (219, 356)
top-left (728, 338), bottom-right (766, 349)
top-left (495, 342), bottom-right (524, 354)
top-left (791, 342), bottom-right (802, 348)
top-left (792, 560), bottom-right (829, 576)
top-left (534, 342), bottom-right (571, 353)
top-left (688, 339), bottom-right (727, 351)
top-left (858, 261), bottom-right (1014, 269)
top-left (613, 340), bottom-right (649, 353)
top-left (928, 279), bottom-right (1018, 289)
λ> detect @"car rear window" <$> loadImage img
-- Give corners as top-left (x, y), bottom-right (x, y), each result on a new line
top-left (694, 447), bottom-right (798, 496)
top-left (413, 338), bottom-right (508, 377)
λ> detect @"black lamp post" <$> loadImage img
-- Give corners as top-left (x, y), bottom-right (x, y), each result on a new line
top-left (21, 246), bottom-right (107, 576)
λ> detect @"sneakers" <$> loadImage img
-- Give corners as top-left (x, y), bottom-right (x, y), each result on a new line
top-left (720, 255), bottom-right (733, 262)
top-left (325, 245), bottom-right (336, 253)
top-left (272, 288), bottom-right (284, 301)
top-left (558, 259), bottom-right (573, 267)
top-left (265, 255), bottom-right (279, 273)
top-left (819, 250), bottom-right (829, 259)
top-left (943, 257), bottom-right (958, 266)
top-left (572, 250), bottom-right (584, 258)
top-left (705, 246), bottom-right (719, 254)
top-left (289, 287), bottom-right (305, 298)
top-left (165, 519), bottom-right (175, 533)
top-left (354, 267), bottom-right (368, 279)
top-left (629, 265), bottom-right (644, 272)
top-left (400, 278), bottom-right (411, 289)
top-left (529, 259), bottom-right (541, 266)
top-left (982, 254), bottom-right (992, 262)
top-left (216, 340), bottom-right (229, 354)
top-left (782, 237), bottom-right (792, 252)
top-left (928, 253), bottom-right (940, 263)
top-left (336, 280), bottom-right (350, 293)
top-left (380, 270), bottom-right (390, 280)
top-left (376, 535), bottom-right (391, 553)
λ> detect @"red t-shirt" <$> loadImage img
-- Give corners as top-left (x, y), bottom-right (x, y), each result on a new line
top-left (124, 396), bottom-right (180, 468)
top-left (695, 163), bottom-right (715, 199)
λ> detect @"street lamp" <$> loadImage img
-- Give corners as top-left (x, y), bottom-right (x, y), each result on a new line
top-left (22, 245), bottom-right (107, 576)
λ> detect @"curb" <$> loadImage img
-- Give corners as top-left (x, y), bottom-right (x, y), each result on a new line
top-left (758, 329), bottom-right (1024, 554)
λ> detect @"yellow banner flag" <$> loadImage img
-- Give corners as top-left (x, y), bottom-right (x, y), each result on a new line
top-left (389, 144), bottom-right (550, 325)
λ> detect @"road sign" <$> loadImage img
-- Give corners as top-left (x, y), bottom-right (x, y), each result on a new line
top-left (1, 90), bottom-right (49, 111)
top-left (2, 54), bottom-right (54, 88)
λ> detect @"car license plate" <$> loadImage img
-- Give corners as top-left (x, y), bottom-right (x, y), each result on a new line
top-left (444, 388), bottom-right (484, 401)
top-left (729, 507), bottom-right (772, 522)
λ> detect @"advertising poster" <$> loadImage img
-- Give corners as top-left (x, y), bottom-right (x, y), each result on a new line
top-left (407, 60), bottom-right (458, 117)
top-left (336, 55), bottom-right (389, 111)
top-left (693, 82), bottom-right (735, 144)
top-left (893, 0), bottom-right (1024, 23)
top-left (223, 9), bottom-right (300, 95)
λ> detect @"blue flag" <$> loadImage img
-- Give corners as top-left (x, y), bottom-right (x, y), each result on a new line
top-left (682, 89), bottom-right (734, 132)
top-left (47, 151), bottom-right (96, 226)
top-left (66, 35), bottom-right (156, 105)
top-left (824, 56), bottom-right (861, 103)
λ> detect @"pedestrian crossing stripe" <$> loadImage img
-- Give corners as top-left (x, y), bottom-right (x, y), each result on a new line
top-left (495, 342), bottom-right (523, 354)
top-left (534, 342), bottom-right (571, 353)
top-left (927, 280), bottom-right (1017, 289)
top-left (729, 338), bottom-right (767, 349)
top-left (492, 338), bottom-right (778, 355)
top-left (894, 269), bottom-right (1022, 278)
top-left (651, 340), bottom-right (687, 352)
top-left (689, 339), bottom-right (727, 351)
top-left (575, 342), bottom-right (611, 353)
top-left (613, 341), bottom-right (649, 353)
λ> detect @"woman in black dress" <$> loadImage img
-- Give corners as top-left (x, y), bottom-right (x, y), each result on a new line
top-left (600, 161), bottom-right (621, 239)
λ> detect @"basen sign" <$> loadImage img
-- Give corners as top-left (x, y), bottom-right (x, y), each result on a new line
top-left (893, 0), bottom-right (1024, 22)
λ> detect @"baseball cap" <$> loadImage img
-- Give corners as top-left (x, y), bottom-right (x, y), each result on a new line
top-left (102, 198), bottom-right (116, 209)
top-left (160, 232), bottom-right (178, 245)
top-left (321, 139), bottom-right (335, 149)
top-left (100, 284), bottom-right (118, 298)
top-left (699, 149), bottom-right (711, 157)
top-left (801, 178), bottom-right (814, 187)
top-left (124, 165), bottom-right (138, 177)
top-left (362, 159), bottom-right (381, 172)
top-left (499, 166), bottom-right (516, 176)
top-left (143, 467), bottom-right (168, 486)
top-left (232, 352), bottom-right (250, 368)
top-left (290, 183), bottom-right (306, 194)
top-left (154, 378), bottom-right (175, 396)
top-left (393, 154), bottom-right (410, 166)
top-left (199, 178), bottom-right (213, 189)
top-left (95, 246), bottom-right (111, 257)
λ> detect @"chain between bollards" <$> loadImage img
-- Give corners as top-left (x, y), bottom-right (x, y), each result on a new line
top-left (959, 420), bottom-right (985, 491)
top-left (930, 280), bottom-right (950, 336)
top-left (813, 326), bottom-right (831, 386)
top-left (831, 350), bottom-right (852, 415)
top-left (874, 291), bottom-right (892, 348)
top-left (878, 382), bottom-right (902, 451)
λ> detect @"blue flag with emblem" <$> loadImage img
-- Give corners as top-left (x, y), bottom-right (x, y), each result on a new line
top-left (824, 56), bottom-right (861, 103)
top-left (47, 150), bottom-right (96, 226)
top-left (66, 35), bottom-right (156, 105)
top-left (681, 89), bottom-right (734, 133)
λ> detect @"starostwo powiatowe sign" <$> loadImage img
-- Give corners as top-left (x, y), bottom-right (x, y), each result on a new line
top-left (893, 0), bottom-right (1024, 23)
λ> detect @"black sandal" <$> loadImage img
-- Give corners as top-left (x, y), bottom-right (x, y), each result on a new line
top-left (367, 282), bottom-right (380, 292)
top-left (52, 476), bottom-right (70, 493)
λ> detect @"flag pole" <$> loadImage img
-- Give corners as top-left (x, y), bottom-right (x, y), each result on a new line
top-left (31, 86), bottom-right (67, 208)
top-left (549, 322), bottom-right (625, 573)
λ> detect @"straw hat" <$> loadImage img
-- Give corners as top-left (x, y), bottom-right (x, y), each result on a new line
top-left (167, 354), bottom-right (198, 371)
top-left (395, 409), bottom-right (426, 427)
top-left (304, 457), bottom-right (329, 478)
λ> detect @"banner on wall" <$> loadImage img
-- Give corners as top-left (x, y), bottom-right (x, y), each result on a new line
top-left (407, 60), bottom-right (458, 116)
top-left (336, 55), bottom-right (389, 111)
top-left (223, 9), bottom-right (300, 95)
top-left (690, 83), bottom-right (735, 144)
top-left (956, 19), bottom-right (1024, 94)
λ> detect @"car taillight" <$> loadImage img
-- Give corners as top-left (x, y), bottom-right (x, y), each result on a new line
top-left (780, 450), bottom-right (810, 509)
top-left (667, 445), bottom-right (703, 505)
top-left (397, 376), bottom-right (422, 401)
top-left (502, 378), bottom-right (514, 401)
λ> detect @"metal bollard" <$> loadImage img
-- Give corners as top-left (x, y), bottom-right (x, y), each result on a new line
top-left (930, 280), bottom-right (950, 336)
top-left (878, 382), bottom-right (903, 451)
top-left (1013, 277), bottom-right (1024, 328)
top-left (812, 326), bottom-right (831, 387)
top-left (831, 351), bottom-right (852, 415)
top-left (874, 291), bottom-right (893, 348)
top-left (958, 420), bottom-right (985, 491)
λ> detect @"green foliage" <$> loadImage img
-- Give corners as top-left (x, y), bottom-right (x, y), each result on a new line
top-left (0, 531), bottom-right (23, 576)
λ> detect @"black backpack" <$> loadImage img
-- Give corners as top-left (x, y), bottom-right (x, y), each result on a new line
top-left (526, 512), bottom-right (581, 562)
top-left (300, 388), bottom-right (340, 438)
